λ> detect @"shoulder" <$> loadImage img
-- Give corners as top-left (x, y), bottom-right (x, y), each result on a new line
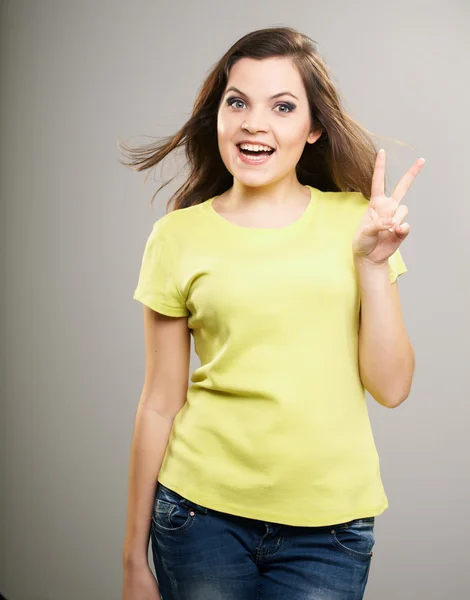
top-left (151, 201), bottom-right (208, 242)
top-left (317, 189), bottom-right (370, 223)
top-left (320, 189), bottom-right (369, 209)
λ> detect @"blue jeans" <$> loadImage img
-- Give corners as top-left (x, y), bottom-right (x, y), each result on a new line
top-left (150, 483), bottom-right (375, 600)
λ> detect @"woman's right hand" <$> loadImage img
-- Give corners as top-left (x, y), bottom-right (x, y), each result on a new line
top-left (122, 563), bottom-right (161, 600)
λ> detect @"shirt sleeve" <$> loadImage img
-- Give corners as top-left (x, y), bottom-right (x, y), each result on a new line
top-left (133, 222), bottom-right (189, 317)
top-left (388, 248), bottom-right (407, 284)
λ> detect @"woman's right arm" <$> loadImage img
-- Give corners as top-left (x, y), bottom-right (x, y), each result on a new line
top-left (122, 305), bottom-right (191, 569)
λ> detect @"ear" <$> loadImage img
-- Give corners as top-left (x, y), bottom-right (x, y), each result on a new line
top-left (307, 130), bottom-right (323, 144)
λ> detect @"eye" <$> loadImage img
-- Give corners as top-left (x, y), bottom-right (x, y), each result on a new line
top-left (225, 97), bottom-right (295, 114)
top-left (274, 102), bottom-right (295, 114)
top-left (226, 97), bottom-right (246, 109)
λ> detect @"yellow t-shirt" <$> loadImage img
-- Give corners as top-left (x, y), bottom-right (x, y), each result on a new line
top-left (133, 185), bottom-right (407, 526)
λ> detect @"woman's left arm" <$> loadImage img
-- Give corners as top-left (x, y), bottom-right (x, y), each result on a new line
top-left (352, 148), bottom-right (425, 409)
top-left (355, 258), bottom-right (414, 408)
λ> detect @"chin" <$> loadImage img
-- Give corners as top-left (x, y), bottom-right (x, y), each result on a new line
top-left (230, 162), bottom-right (275, 179)
top-left (233, 173), bottom-right (276, 188)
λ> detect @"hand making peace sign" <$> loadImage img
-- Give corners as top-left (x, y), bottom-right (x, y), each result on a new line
top-left (352, 149), bottom-right (425, 264)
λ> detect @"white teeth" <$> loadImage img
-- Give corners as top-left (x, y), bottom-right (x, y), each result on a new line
top-left (239, 143), bottom-right (273, 152)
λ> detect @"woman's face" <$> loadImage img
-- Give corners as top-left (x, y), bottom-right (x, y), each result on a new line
top-left (217, 57), bottom-right (321, 188)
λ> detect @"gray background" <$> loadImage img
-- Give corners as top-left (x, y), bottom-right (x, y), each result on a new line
top-left (1, 1), bottom-right (468, 599)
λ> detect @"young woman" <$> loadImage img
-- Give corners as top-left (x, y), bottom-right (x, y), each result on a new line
top-left (120, 26), bottom-right (424, 600)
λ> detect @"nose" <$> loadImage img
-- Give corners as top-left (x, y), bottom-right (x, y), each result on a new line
top-left (241, 107), bottom-right (269, 134)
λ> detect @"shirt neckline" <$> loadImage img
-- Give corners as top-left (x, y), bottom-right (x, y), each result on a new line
top-left (202, 185), bottom-right (318, 236)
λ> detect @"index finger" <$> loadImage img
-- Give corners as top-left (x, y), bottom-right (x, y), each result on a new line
top-left (371, 149), bottom-right (386, 199)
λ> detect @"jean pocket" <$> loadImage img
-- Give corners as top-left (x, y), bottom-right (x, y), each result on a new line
top-left (330, 518), bottom-right (375, 560)
top-left (151, 485), bottom-right (197, 534)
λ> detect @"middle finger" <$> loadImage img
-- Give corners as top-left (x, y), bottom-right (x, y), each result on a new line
top-left (391, 158), bottom-right (425, 205)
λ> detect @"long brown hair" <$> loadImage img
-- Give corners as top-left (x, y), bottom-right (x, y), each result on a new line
top-left (118, 26), bottom-right (380, 212)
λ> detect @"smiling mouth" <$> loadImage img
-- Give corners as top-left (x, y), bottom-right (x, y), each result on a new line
top-left (236, 144), bottom-right (276, 157)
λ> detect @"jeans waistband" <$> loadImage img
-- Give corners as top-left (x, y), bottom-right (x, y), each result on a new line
top-left (157, 482), bottom-right (209, 515)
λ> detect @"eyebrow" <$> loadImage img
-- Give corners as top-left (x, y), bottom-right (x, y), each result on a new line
top-left (224, 86), bottom-right (299, 101)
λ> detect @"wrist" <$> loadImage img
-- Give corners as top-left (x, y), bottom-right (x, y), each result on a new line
top-left (123, 549), bottom-right (149, 569)
top-left (354, 256), bottom-right (390, 286)
top-left (353, 255), bottom-right (389, 271)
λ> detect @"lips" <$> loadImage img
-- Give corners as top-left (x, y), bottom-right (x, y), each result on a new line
top-left (236, 140), bottom-right (276, 151)
top-left (236, 144), bottom-right (276, 165)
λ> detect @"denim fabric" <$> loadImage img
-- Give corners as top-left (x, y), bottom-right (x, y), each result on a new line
top-left (150, 483), bottom-right (375, 600)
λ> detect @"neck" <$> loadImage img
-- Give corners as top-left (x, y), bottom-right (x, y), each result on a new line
top-left (226, 176), bottom-right (308, 208)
